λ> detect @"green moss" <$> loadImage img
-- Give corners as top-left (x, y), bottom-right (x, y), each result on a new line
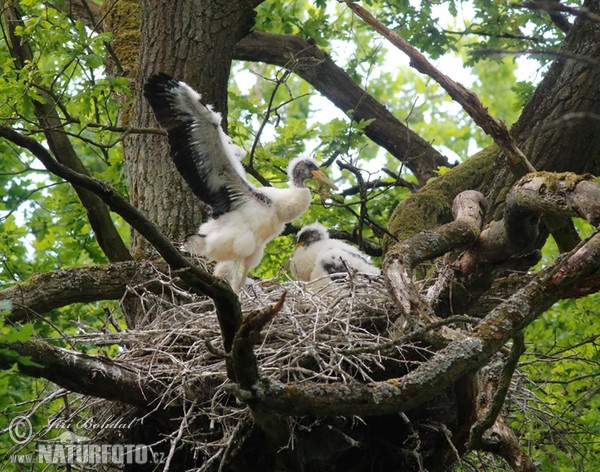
top-left (384, 144), bottom-right (497, 253)
top-left (102, 0), bottom-right (140, 76)
top-left (523, 171), bottom-right (595, 192)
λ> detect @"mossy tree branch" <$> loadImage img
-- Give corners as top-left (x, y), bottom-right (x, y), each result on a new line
top-left (0, 339), bottom-right (159, 409)
top-left (249, 231), bottom-right (600, 416)
top-left (384, 190), bottom-right (488, 323)
top-left (1, 261), bottom-right (181, 323)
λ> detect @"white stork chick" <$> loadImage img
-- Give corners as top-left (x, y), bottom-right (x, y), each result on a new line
top-left (144, 73), bottom-right (337, 290)
top-left (290, 223), bottom-right (380, 283)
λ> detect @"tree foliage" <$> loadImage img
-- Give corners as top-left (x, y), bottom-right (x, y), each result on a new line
top-left (1, 0), bottom-right (599, 470)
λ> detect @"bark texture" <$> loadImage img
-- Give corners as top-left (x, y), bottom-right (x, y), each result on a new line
top-left (124, 0), bottom-right (257, 255)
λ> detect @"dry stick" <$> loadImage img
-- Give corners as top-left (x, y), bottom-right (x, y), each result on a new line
top-left (343, 1), bottom-right (536, 177)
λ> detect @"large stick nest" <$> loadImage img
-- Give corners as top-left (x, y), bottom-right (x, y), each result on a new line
top-left (4, 264), bottom-right (590, 471)
top-left (84, 265), bottom-right (438, 465)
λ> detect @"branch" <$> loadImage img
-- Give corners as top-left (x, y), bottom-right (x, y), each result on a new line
top-left (384, 190), bottom-right (487, 321)
top-left (337, 160), bottom-right (370, 251)
top-left (514, 1), bottom-right (600, 26)
top-left (469, 334), bottom-right (535, 471)
top-left (1, 261), bottom-right (174, 323)
top-left (230, 293), bottom-right (290, 447)
top-left (2, 5), bottom-right (131, 263)
top-left (420, 172), bottom-right (600, 317)
top-left (48, 0), bottom-right (103, 30)
top-left (0, 339), bottom-right (158, 409)
top-left (232, 292), bottom-right (286, 389)
top-left (470, 334), bottom-right (525, 446)
top-left (234, 31), bottom-right (449, 185)
top-left (341, 177), bottom-right (418, 197)
top-left (343, 1), bottom-right (537, 177)
top-left (0, 124), bottom-right (243, 354)
top-left (458, 172), bottom-right (600, 274)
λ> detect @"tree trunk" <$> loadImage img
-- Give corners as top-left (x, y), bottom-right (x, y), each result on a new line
top-left (486, 1), bottom-right (600, 219)
top-left (122, 0), bottom-right (256, 256)
top-left (98, 2), bottom-right (258, 468)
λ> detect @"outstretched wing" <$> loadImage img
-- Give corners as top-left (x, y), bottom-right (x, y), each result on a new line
top-left (144, 73), bottom-right (269, 217)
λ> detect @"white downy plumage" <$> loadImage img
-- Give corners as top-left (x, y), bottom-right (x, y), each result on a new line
top-left (144, 73), bottom-right (337, 290)
top-left (290, 223), bottom-right (380, 283)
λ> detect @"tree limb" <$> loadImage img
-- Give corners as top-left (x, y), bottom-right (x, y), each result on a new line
top-left (514, 1), bottom-right (600, 26)
top-left (458, 172), bottom-right (600, 273)
top-left (343, 1), bottom-right (536, 177)
top-left (384, 190), bottom-right (487, 322)
top-left (234, 31), bottom-right (450, 185)
top-left (0, 339), bottom-right (158, 409)
top-left (470, 333), bottom-right (525, 446)
top-left (229, 293), bottom-right (290, 448)
top-left (1, 261), bottom-right (174, 323)
top-left (232, 292), bottom-right (286, 389)
top-left (469, 333), bottom-right (535, 471)
top-left (2, 4), bottom-right (131, 263)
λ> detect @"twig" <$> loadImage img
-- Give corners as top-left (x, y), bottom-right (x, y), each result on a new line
top-left (248, 68), bottom-right (293, 169)
top-left (162, 401), bottom-right (194, 472)
top-left (513, 1), bottom-right (600, 24)
top-left (337, 159), bottom-right (368, 250)
top-left (341, 314), bottom-right (480, 355)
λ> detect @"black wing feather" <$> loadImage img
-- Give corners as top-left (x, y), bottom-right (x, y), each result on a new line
top-left (144, 73), bottom-right (269, 217)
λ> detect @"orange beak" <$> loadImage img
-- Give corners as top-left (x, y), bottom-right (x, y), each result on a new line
top-left (311, 169), bottom-right (338, 190)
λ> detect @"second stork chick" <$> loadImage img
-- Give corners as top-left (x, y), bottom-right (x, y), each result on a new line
top-left (290, 223), bottom-right (380, 283)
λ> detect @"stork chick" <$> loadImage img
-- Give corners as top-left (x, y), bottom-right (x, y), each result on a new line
top-left (144, 73), bottom-right (337, 290)
top-left (290, 223), bottom-right (380, 283)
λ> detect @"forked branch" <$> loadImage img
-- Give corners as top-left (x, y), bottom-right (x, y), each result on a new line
top-left (384, 190), bottom-right (487, 323)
